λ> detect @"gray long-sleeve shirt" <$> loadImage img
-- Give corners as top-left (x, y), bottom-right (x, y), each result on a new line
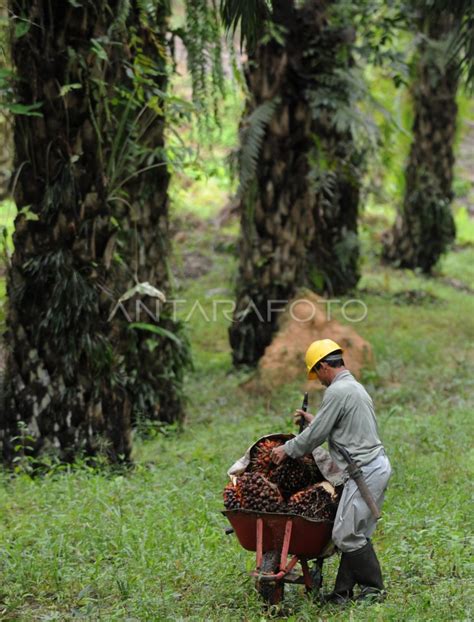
top-left (284, 370), bottom-right (384, 470)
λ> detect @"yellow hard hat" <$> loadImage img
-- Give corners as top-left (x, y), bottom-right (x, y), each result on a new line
top-left (305, 339), bottom-right (343, 379)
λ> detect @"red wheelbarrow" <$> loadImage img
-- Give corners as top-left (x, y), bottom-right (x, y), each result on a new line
top-left (223, 508), bottom-right (335, 604)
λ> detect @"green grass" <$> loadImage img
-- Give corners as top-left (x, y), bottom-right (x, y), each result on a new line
top-left (0, 215), bottom-right (473, 620)
top-left (0, 405), bottom-right (472, 621)
top-left (453, 207), bottom-right (474, 248)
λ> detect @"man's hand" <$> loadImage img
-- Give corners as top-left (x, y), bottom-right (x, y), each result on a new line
top-left (293, 408), bottom-right (314, 426)
top-left (271, 444), bottom-right (288, 465)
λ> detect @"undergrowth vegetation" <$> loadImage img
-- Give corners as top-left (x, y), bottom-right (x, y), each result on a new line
top-left (0, 76), bottom-right (473, 621)
top-left (0, 247), bottom-right (472, 620)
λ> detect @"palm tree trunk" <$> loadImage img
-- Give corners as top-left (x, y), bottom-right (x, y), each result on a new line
top-left (0, 114), bottom-right (12, 201)
top-left (306, 23), bottom-right (361, 296)
top-left (229, 4), bottom-right (315, 366)
top-left (2, 0), bottom-right (133, 463)
top-left (229, 0), bottom-right (361, 366)
top-left (0, 3), bottom-right (13, 200)
top-left (382, 15), bottom-right (458, 272)
top-left (108, 3), bottom-right (188, 425)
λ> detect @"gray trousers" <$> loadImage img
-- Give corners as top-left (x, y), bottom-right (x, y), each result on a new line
top-left (332, 450), bottom-right (392, 553)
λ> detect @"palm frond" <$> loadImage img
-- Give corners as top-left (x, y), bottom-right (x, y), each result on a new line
top-left (112, 0), bottom-right (131, 33)
top-left (179, 0), bottom-right (225, 121)
top-left (415, 0), bottom-right (473, 88)
top-left (220, 0), bottom-right (270, 50)
top-left (235, 96), bottom-right (280, 195)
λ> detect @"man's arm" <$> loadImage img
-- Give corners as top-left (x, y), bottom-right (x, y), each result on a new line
top-left (283, 390), bottom-right (343, 459)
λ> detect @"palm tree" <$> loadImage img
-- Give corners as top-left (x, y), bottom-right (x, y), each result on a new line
top-left (1, 0), bottom-right (161, 462)
top-left (222, 0), bottom-right (362, 366)
top-left (382, 2), bottom-right (473, 271)
top-left (2, 0), bottom-right (227, 462)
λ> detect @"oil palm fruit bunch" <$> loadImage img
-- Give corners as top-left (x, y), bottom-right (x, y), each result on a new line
top-left (287, 484), bottom-right (337, 520)
top-left (223, 482), bottom-right (242, 509)
top-left (268, 457), bottom-right (310, 495)
top-left (249, 439), bottom-right (283, 475)
top-left (302, 455), bottom-right (324, 483)
top-left (238, 472), bottom-right (285, 512)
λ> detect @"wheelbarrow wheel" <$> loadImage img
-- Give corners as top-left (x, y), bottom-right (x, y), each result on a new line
top-left (256, 551), bottom-right (284, 605)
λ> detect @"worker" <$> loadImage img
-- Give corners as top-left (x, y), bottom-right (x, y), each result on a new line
top-left (271, 339), bottom-right (391, 604)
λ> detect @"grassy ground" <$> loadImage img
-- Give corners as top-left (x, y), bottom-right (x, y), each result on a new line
top-left (0, 85), bottom-right (473, 621)
top-left (0, 211), bottom-right (473, 620)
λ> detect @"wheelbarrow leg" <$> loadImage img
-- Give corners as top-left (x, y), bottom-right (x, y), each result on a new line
top-left (300, 559), bottom-right (313, 590)
top-left (279, 519), bottom-right (293, 572)
top-left (304, 557), bottom-right (324, 599)
top-left (255, 517), bottom-right (295, 605)
top-left (256, 552), bottom-right (284, 605)
top-left (256, 517), bottom-right (263, 570)
top-left (312, 557), bottom-right (324, 590)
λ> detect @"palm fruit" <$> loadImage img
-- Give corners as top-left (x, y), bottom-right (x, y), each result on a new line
top-left (268, 457), bottom-right (310, 495)
top-left (238, 472), bottom-right (285, 512)
top-left (302, 455), bottom-right (324, 484)
top-left (287, 483), bottom-right (338, 520)
top-left (223, 482), bottom-right (242, 509)
top-left (224, 437), bottom-right (336, 516)
top-left (249, 439), bottom-right (283, 475)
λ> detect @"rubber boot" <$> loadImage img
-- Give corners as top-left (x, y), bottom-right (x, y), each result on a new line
top-left (346, 540), bottom-right (385, 602)
top-left (322, 553), bottom-right (355, 604)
